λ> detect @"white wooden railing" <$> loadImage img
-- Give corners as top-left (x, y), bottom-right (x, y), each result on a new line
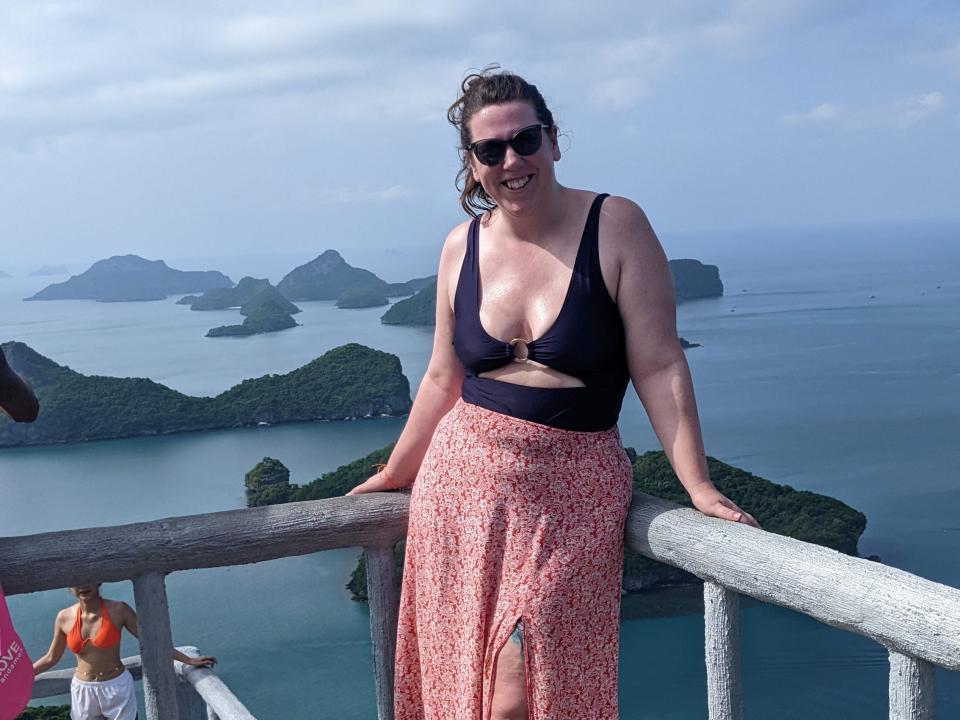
top-left (30, 647), bottom-right (253, 720)
top-left (3, 491), bottom-right (959, 720)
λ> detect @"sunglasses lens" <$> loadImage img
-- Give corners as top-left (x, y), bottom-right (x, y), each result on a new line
top-left (473, 140), bottom-right (507, 166)
top-left (511, 126), bottom-right (544, 156)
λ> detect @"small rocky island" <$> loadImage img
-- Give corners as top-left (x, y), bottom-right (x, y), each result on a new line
top-left (0, 342), bottom-right (411, 447)
top-left (25, 255), bottom-right (232, 302)
top-left (204, 286), bottom-right (301, 337)
top-left (336, 288), bottom-right (389, 309)
top-left (245, 445), bottom-right (867, 602)
top-left (278, 250), bottom-right (392, 301)
top-left (29, 264), bottom-right (69, 277)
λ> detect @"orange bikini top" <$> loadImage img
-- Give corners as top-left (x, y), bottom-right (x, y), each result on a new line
top-left (66, 600), bottom-right (121, 654)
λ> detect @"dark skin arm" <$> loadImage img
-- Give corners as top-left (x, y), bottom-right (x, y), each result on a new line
top-left (0, 347), bottom-right (39, 423)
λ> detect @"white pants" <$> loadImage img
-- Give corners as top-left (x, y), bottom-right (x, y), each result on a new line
top-left (70, 669), bottom-right (138, 720)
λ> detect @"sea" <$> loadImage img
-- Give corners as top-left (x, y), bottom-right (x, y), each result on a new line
top-left (1, 222), bottom-right (958, 719)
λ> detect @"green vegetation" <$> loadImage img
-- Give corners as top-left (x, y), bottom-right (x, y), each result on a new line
top-left (0, 342), bottom-right (411, 447)
top-left (206, 287), bottom-right (301, 337)
top-left (336, 288), bottom-right (389, 309)
top-left (186, 277), bottom-right (271, 311)
top-left (240, 286), bottom-right (299, 317)
top-left (17, 706), bottom-right (71, 720)
top-left (245, 443), bottom-right (866, 599)
top-left (387, 275), bottom-right (436, 297)
top-left (380, 279), bottom-right (436, 326)
top-left (277, 250), bottom-right (392, 301)
top-left (245, 457), bottom-right (291, 493)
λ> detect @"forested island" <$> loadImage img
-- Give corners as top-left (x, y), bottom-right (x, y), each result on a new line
top-left (25, 255), bottom-right (232, 302)
top-left (336, 288), bottom-right (389, 308)
top-left (245, 445), bottom-right (866, 600)
top-left (203, 286), bottom-right (301, 337)
top-left (0, 342), bottom-right (411, 447)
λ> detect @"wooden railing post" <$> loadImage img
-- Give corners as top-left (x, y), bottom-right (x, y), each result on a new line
top-left (704, 581), bottom-right (743, 720)
top-left (134, 571), bottom-right (180, 720)
top-left (364, 545), bottom-right (400, 720)
top-left (889, 650), bottom-right (934, 720)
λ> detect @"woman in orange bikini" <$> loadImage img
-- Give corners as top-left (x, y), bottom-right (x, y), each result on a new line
top-left (31, 584), bottom-right (216, 720)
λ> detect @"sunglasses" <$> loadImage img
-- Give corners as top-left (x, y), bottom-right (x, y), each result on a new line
top-left (466, 124), bottom-right (551, 166)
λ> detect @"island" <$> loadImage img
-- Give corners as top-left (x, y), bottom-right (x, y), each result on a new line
top-left (205, 286), bottom-right (301, 337)
top-left (179, 277), bottom-right (273, 311)
top-left (244, 445), bottom-right (866, 601)
top-left (670, 259), bottom-right (723, 302)
top-left (25, 255), bottom-right (233, 302)
top-left (277, 250), bottom-right (392, 301)
top-left (380, 279), bottom-right (436, 326)
top-left (29, 264), bottom-right (69, 277)
top-left (0, 342), bottom-right (412, 447)
top-left (387, 275), bottom-right (437, 297)
top-left (336, 288), bottom-right (389, 309)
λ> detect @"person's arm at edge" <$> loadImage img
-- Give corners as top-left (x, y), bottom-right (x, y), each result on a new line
top-left (32, 610), bottom-right (68, 675)
top-left (606, 196), bottom-right (759, 527)
top-left (347, 223), bottom-right (469, 494)
top-left (0, 347), bottom-right (39, 423)
top-left (119, 602), bottom-right (217, 668)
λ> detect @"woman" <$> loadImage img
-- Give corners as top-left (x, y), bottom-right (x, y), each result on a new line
top-left (348, 68), bottom-right (758, 720)
top-left (31, 584), bottom-right (216, 720)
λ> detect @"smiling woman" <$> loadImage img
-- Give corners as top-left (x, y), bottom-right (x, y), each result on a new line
top-left (346, 66), bottom-right (758, 720)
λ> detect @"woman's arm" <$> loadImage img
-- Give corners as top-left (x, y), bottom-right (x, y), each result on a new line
top-left (348, 224), bottom-right (469, 494)
top-left (606, 197), bottom-right (758, 527)
top-left (119, 602), bottom-right (217, 668)
top-left (32, 612), bottom-right (67, 675)
top-left (0, 347), bottom-right (39, 423)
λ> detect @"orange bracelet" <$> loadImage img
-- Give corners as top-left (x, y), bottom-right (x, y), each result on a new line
top-left (373, 463), bottom-right (395, 488)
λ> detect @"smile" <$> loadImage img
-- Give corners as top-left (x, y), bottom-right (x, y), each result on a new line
top-left (502, 175), bottom-right (532, 190)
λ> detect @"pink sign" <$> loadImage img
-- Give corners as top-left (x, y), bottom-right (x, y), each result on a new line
top-left (0, 583), bottom-right (32, 720)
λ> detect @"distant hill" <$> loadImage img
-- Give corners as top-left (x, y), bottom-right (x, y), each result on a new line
top-left (25, 255), bottom-right (233, 302)
top-left (244, 446), bottom-right (867, 601)
top-left (0, 342), bottom-right (411, 447)
top-left (29, 264), bottom-right (69, 277)
top-left (277, 250), bottom-right (391, 301)
top-left (670, 259), bottom-right (723, 302)
top-left (337, 288), bottom-right (389, 309)
top-left (240, 286), bottom-right (300, 317)
top-left (182, 277), bottom-right (274, 311)
top-left (0, 270), bottom-right (11, 279)
top-left (387, 275), bottom-right (437, 296)
top-left (380, 279), bottom-right (436, 326)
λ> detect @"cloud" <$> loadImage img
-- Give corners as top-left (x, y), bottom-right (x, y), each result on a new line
top-left (783, 92), bottom-right (945, 130)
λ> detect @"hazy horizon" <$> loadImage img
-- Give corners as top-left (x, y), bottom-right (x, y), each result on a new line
top-left (2, 2), bottom-right (959, 270)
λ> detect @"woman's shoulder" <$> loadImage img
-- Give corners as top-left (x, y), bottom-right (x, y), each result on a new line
top-left (597, 194), bottom-right (661, 259)
top-left (103, 598), bottom-right (133, 620)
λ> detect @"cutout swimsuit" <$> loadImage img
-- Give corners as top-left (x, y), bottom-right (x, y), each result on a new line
top-left (394, 194), bottom-right (634, 720)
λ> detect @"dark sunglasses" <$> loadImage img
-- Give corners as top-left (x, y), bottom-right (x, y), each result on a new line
top-left (466, 124), bottom-right (551, 166)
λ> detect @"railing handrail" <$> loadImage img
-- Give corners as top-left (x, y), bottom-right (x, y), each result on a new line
top-left (31, 647), bottom-right (254, 720)
top-left (4, 489), bottom-right (960, 699)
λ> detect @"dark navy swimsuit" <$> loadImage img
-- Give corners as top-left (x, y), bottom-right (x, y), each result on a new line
top-left (453, 193), bottom-right (630, 431)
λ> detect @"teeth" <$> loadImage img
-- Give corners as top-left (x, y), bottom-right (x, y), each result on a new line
top-left (504, 175), bottom-right (531, 190)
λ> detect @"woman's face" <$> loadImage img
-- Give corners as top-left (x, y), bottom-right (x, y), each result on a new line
top-left (466, 100), bottom-right (559, 217)
top-left (69, 585), bottom-right (100, 602)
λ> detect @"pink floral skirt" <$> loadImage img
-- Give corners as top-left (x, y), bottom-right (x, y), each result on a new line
top-left (394, 399), bottom-right (634, 720)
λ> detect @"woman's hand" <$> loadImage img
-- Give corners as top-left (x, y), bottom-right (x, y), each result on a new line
top-left (689, 486), bottom-right (760, 528)
top-left (186, 656), bottom-right (217, 668)
top-left (346, 469), bottom-right (406, 496)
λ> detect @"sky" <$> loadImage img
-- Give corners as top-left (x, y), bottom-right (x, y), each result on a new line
top-left (1, 1), bottom-right (958, 278)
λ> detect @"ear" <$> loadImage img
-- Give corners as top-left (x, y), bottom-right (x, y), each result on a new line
top-left (550, 127), bottom-right (561, 161)
top-left (469, 155), bottom-right (481, 183)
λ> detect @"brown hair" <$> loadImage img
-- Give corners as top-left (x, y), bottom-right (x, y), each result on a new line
top-left (447, 65), bottom-right (557, 218)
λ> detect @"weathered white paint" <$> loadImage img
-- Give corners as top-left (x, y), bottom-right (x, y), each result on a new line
top-left (0, 494), bottom-right (410, 595)
top-left (625, 492), bottom-right (960, 670)
top-left (175, 647), bottom-right (257, 720)
top-left (889, 651), bottom-right (934, 720)
top-left (365, 545), bottom-right (400, 720)
top-left (134, 572), bottom-right (180, 720)
top-left (32, 648), bottom-right (256, 720)
top-left (704, 581), bottom-right (742, 720)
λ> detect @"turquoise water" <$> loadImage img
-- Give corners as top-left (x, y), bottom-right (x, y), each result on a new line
top-left (1, 232), bottom-right (958, 718)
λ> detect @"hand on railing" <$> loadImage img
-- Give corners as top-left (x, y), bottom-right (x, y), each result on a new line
top-left (346, 464), bottom-right (409, 495)
top-left (688, 486), bottom-right (760, 528)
